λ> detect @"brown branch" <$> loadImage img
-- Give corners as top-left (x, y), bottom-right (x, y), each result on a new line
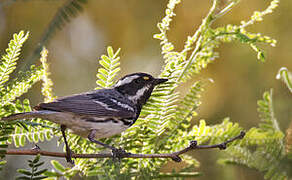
top-left (4, 131), bottom-right (245, 162)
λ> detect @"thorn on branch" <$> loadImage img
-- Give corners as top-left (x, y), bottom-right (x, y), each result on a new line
top-left (171, 155), bottom-right (182, 162)
top-left (239, 131), bottom-right (246, 138)
top-left (169, 131), bottom-right (245, 162)
top-left (189, 140), bottom-right (197, 148)
top-left (32, 144), bottom-right (41, 151)
top-left (112, 148), bottom-right (131, 161)
top-left (218, 143), bottom-right (227, 150)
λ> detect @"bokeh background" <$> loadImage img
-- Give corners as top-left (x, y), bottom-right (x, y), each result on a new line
top-left (0, 0), bottom-right (291, 179)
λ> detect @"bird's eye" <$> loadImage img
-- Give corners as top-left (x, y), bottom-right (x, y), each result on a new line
top-left (134, 79), bottom-right (141, 84)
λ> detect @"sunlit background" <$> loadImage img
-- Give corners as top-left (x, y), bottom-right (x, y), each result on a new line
top-left (0, 0), bottom-right (291, 179)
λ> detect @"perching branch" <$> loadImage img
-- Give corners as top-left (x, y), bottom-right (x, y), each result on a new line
top-left (3, 131), bottom-right (245, 162)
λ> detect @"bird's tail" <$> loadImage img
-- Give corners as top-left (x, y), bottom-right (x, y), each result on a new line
top-left (1, 111), bottom-right (42, 121)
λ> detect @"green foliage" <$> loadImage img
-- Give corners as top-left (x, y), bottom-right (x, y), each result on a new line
top-left (43, 160), bottom-right (78, 179)
top-left (257, 90), bottom-right (280, 132)
top-left (0, 31), bottom-right (29, 88)
top-left (277, 67), bottom-right (292, 161)
top-left (96, 46), bottom-right (121, 89)
top-left (218, 68), bottom-right (292, 179)
top-left (240, 0), bottom-right (279, 28)
top-left (0, 65), bottom-right (43, 106)
top-left (0, 31), bottom-right (43, 108)
top-left (0, 31), bottom-right (36, 161)
top-left (36, 0), bottom-right (284, 179)
top-left (0, 114), bottom-right (12, 170)
top-left (1, 0), bottom-right (290, 179)
top-left (11, 120), bottom-right (54, 148)
top-left (0, 31), bottom-right (57, 174)
top-left (16, 154), bottom-right (48, 180)
top-left (40, 47), bottom-right (56, 103)
top-left (276, 67), bottom-right (292, 93)
top-left (0, 160), bottom-right (6, 171)
top-left (219, 90), bottom-right (291, 180)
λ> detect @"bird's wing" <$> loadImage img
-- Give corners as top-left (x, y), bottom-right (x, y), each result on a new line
top-left (34, 90), bottom-right (136, 118)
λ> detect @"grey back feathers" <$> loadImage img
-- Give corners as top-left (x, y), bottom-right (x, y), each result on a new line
top-left (35, 72), bottom-right (164, 120)
top-left (35, 89), bottom-right (136, 119)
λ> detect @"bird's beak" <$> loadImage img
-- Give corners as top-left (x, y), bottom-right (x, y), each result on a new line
top-left (154, 78), bottom-right (168, 85)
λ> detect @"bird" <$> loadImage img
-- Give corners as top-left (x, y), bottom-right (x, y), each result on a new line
top-left (1, 72), bottom-right (168, 163)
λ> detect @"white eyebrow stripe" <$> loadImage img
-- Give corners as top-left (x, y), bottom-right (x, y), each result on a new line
top-left (114, 75), bottom-right (140, 87)
top-left (128, 85), bottom-right (150, 103)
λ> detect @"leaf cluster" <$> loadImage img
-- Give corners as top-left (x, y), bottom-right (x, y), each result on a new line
top-left (44, 0), bottom-right (282, 179)
top-left (16, 154), bottom-right (47, 180)
top-left (0, 31), bottom-right (57, 177)
top-left (219, 89), bottom-right (292, 180)
top-left (1, 0), bottom-right (290, 179)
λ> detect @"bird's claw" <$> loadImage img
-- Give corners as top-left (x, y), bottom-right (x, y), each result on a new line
top-left (65, 149), bottom-right (75, 165)
top-left (171, 155), bottom-right (182, 162)
top-left (218, 143), bottom-right (227, 150)
top-left (111, 148), bottom-right (131, 161)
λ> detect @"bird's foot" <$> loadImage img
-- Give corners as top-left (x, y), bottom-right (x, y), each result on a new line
top-left (65, 148), bottom-right (75, 165)
top-left (111, 147), bottom-right (131, 161)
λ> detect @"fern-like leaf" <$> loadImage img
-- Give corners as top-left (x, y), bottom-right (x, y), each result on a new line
top-left (2, 0), bottom-right (284, 179)
top-left (0, 120), bottom-right (13, 159)
top-left (96, 46), bottom-right (121, 89)
top-left (257, 89), bottom-right (280, 132)
top-left (220, 90), bottom-right (287, 180)
top-left (1, 99), bottom-right (55, 147)
top-left (16, 154), bottom-right (48, 180)
top-left (0, 65), bottom-right (43, 106)
top-left (276, 67), bottom-right (292, 93)
top-left (0, 31), bottom-right (29, 87)
top-left (40, 47), bottom-right (56, 103)
top-left (240, 0), bottom-right (280, 28)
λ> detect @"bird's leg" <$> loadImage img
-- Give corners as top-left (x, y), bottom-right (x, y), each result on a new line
top-left (60, 125), bottom-right (74, 164)
top-left (88, 130), bottom-right (131, 160)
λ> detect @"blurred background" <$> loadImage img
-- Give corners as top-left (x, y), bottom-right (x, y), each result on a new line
top-left (0, 0), bottom-right (291, 179)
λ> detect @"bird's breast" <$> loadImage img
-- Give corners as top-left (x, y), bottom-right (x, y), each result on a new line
top-left (68, 116), bottom-right (132, 139)
top-left (40, 111), bottom-right (132, 139)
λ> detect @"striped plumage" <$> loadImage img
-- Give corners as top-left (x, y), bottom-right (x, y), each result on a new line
top-left (2, 72), bottom-right (168, 163)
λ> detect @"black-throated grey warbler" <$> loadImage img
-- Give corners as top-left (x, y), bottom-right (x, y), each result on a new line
top-left (2, 72), bottom-right (168, 163)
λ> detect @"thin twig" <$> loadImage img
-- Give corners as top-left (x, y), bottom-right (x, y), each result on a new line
top-left (3, 131), bottom-right (245, 162)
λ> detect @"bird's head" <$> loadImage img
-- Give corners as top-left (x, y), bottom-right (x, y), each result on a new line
top-left (114, 72), bottom-right (168, 106)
